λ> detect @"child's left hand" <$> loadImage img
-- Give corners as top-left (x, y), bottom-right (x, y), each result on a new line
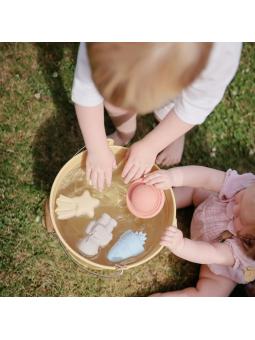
top-left (160, 226), bottom-right (184, 252)
top-left (122, 140), bottom-right (157, 184)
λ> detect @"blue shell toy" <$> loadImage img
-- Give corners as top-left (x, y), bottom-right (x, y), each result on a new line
top-left (107, 230), bottom-right (147, 262)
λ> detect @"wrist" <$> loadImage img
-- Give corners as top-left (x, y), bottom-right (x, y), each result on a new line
top-left (86, 139), bottom-right (109, 154)
top-left (171, 237), bottom-right (185, 254)
top-left (138, 138), bottom-right (159, 157)
top-left (169, 167), bottom-right (184, 187)
top-left (141, 135), bottom-right (161, 155)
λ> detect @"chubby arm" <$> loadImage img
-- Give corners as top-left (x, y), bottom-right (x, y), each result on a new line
top-left (161, 227), bottom-right (235, 266)
top-left (173, 238), bottom-right (235, 266)
top-left (169, 166), bottom-right (226, 192)
top-left (145, 165), bottom-right (226, 193)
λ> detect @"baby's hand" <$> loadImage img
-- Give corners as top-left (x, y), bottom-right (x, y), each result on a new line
top-left (122, 141), bottom-right (157, 184)
top-left (86, 147), bottom-right (116, 192)
top-left (144, 169), bottom-right (176, 190)
top-left (160, 226), bottom-right (184, 252)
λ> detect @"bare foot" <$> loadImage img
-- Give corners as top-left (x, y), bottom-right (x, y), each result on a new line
top-left (156, 135), bottom-right (185, 167)
top-left (108, 130), bottom-right (135, 146)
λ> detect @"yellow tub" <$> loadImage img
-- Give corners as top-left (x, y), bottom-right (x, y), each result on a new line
top-left (48, 144), bottom-right (176, 273)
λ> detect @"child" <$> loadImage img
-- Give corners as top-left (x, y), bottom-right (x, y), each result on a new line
top-left (144, 166), bottom-right (255, 296)
top-left (72, 43), bottom-right (242, 191)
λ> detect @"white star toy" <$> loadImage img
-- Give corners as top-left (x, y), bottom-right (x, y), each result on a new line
top-left (55, 190), bottom-right (100, 219)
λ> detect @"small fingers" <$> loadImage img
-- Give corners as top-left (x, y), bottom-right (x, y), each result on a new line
top-left (123, 164), bottom-right (139, 184)
top-left (144, 176), bottom-right (163, 186)
top-left (162, 227), bottom-right (178, 239)
top-left (160, 240), bottom-right (172, 247)
top-left (86, 166), bottom-right (92, 185)
top-left (144, 171), bottom-right (161, 182)
top-left (121, 158), bottom-right (133, 179)
top-left (105, 168), bottom-right (113, 188)
top-left (144, 172), bottom-right (168, 190)
top-left (91, 170), bottom-right (98, 189)
top-left (97, 170), bottom-right (105, 192)
top-left (112, 158), bottom-right (117, 169)
top-left (164, 226), bottom-right (178, 235)
top-left (132, 167), bottom-right (146, 182)
top-left (154, 182), bottom-right (167, 190)
top-left (143, 165), bottom-right (153, 175)
top-left (161, 234), bottom-right (176, 243)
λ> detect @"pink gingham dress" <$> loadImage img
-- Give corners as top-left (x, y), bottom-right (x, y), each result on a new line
top-left (191, 169), bottom-right (255, 283)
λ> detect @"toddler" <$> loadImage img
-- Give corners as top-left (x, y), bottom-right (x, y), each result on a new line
top-left (144, 166), bottom-right (255, 296)
top-left (72, 43), bottom-right (242, 191)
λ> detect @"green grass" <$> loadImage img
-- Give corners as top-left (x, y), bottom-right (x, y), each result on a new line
top-left (0, 43), bottom-right (254, 296)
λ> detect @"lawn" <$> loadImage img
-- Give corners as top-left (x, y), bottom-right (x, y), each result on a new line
top-left (0, 43), bottom-right (255, 296)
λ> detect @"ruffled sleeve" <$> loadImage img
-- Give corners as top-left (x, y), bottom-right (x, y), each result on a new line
top-left (209, 238), bottom-right (255, 284)
top-left (219, 169), bottom-right (255, 200)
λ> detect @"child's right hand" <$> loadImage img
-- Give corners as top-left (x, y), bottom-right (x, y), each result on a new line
top-left (86, 147), bottom-right (117, 192)
top-left (143, 169), bottom-right (177, 190)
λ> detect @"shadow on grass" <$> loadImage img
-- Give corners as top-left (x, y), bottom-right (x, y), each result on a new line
top-left (31, 43), bottom-right (254, 296)
top-left (32, 43), bottom-right (83, 193)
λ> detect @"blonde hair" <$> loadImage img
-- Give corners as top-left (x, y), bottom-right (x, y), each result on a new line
top-left (87, 42), bottom-right (212, 113)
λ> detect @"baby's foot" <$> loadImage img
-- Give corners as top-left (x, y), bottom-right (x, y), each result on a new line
top-left (108, 130), bottom-right (135, 146)
top-left (156, 135), bottom-right (185, 167)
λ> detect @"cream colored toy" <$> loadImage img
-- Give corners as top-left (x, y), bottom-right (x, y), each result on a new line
top-left (78, 213), bottom-right (117, 257)
top-left (55, 190), bottom-right (100, 219)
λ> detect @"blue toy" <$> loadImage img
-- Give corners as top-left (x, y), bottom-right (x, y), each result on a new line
top-left (107, 230), bottom-right (147, 262)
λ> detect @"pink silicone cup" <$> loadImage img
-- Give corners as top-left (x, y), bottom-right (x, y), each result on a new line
top-left (126, 179), bottom-right (165, 218)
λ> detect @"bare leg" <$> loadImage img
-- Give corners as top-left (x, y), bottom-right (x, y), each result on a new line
top-left (156, 135), bottom-right (185, 167)
top-left (151, 265), bottom-right (236, 297)
top-left (192, 188), bottom-right (213, 206)
top-left (105, 101), bottom-right (137, 146)
top-left (174, 187), bottom-right (213, 209)
top-left (151, 189), bottom-right (219, 297)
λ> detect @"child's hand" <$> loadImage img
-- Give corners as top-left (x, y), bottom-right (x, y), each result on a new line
top-left (121, 141), bottom-right (157, 184)
top-left (86, 147), bottom-right (117, 191)
top-left (143, 169), bottom-right (176, 190)
top-left (160, 226), bottom-right (184, 252)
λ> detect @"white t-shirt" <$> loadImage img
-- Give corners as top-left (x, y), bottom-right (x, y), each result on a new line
top-left (72, 42), bottom-right (242, 125)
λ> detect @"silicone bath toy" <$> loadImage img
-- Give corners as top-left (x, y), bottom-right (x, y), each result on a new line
top-left (78, 237), bottom-right (98, 257)
top-left (126, 179), bottom-right (165, 218)
top-left (107, 230), bottom-right (147, 262)
top-left (78, 213), bottom-right (118, 257)
top-left (96, 213), bottom-right (117, 233)
top-left (55, 190), bottom-right (100, 219)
